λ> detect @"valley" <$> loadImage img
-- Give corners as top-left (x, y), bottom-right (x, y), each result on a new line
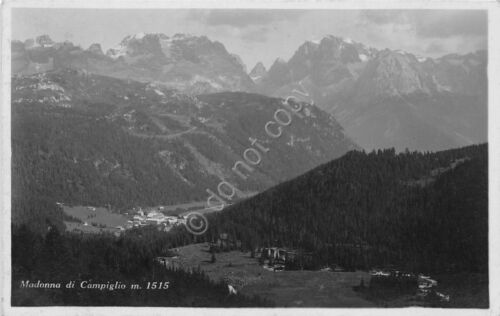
top-left (11, 69), bottom-right (357, 220)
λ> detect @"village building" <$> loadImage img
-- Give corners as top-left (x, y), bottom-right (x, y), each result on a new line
top-left (155, 256), bottom-right (180, 269)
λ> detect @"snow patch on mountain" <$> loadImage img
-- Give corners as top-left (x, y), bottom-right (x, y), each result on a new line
top-left (432, 75), bottom-right (452, 92)
top-left (416, 56), bottom-right (427, 62)
top-left (133, 32), bottom-right (146, 40)
top-left (107, 46), bottom-right (127, 60)
top-left (191, 75), bottom-right (223, 90)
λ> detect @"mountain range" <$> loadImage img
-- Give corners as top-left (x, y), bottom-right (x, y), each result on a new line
top-left (12, 33), bottom-right (255, 95)
top-left (12, 33), bottom-right (487, 152)
top-left (252, 36), bottom-right (487, 152)
top-left (11, 32), bottom-right (488, 211)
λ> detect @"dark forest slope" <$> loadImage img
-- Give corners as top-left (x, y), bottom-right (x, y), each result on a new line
top-left (205, 144), bottom-right (488, 274)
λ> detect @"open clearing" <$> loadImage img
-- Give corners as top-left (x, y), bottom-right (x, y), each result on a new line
top-left (172, 243), bottom-right (375, 307)
top-left (63, 205), bottom-right (129, 226)
top-left (63, 205), bottom-right (129, 233)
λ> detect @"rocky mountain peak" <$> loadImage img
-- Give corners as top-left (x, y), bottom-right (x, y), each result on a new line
top-left (14, 33), bottom-right (255, 94)
top-left (249, 62), bottom-right (267, 78)
top-left (356, 49), bottom-right (433, 98)
top-left (267, 58), bottom-right (290, 76)
top-left (248, 62), bottom-right (267, 84)
top-left (87, 43), bottom-right (104, 55)
top-left (35, 35), bottom-right (55, 48)
top-left (119, 32), bottom-right (169, 44)
top-left (230, 53), bottom-right (247, 73)
top-left (253, 36), bottom-right (486, 152)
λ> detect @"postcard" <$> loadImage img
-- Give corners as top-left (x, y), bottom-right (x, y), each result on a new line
top-left (1, 1), bottom-right (498, 315)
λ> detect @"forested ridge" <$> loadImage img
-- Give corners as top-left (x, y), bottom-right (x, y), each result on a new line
top-left (11, 69), bottom-right (356, 225)
top-left (11, 225), bottom-right (272, 306)
top-left (203, 144), bottom-right (488, 274)
top-left (12, 142), bottom-right (488, 275)
top-left (11, 104), bottom-right (210, 217)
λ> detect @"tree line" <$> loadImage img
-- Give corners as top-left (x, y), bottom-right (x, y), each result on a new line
top-left (11, 224), bottom-right (272, 306)
top-left (201, 144), bottom-right (488, 274)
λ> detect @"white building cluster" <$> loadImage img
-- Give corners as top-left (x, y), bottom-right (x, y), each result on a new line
top-left (131, 209), bottom-right (186, 231)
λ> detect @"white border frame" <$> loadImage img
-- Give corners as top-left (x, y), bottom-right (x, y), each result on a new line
top-left (1, 1), bottom-right (499, 316)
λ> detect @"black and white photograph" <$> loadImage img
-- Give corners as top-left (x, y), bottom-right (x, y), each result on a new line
top-left (1, 1), bottom-right (499, 314)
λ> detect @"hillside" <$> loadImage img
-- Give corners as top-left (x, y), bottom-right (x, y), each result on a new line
top-left (11, 225), bottom-right (273, 307)
top-left (205, 144), bottom-right (488, 274)
top-left (11, 69), bottom-right (357, 229)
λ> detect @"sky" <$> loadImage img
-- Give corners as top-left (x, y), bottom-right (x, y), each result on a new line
top-left (12, 9), bottom-right (487, 70)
